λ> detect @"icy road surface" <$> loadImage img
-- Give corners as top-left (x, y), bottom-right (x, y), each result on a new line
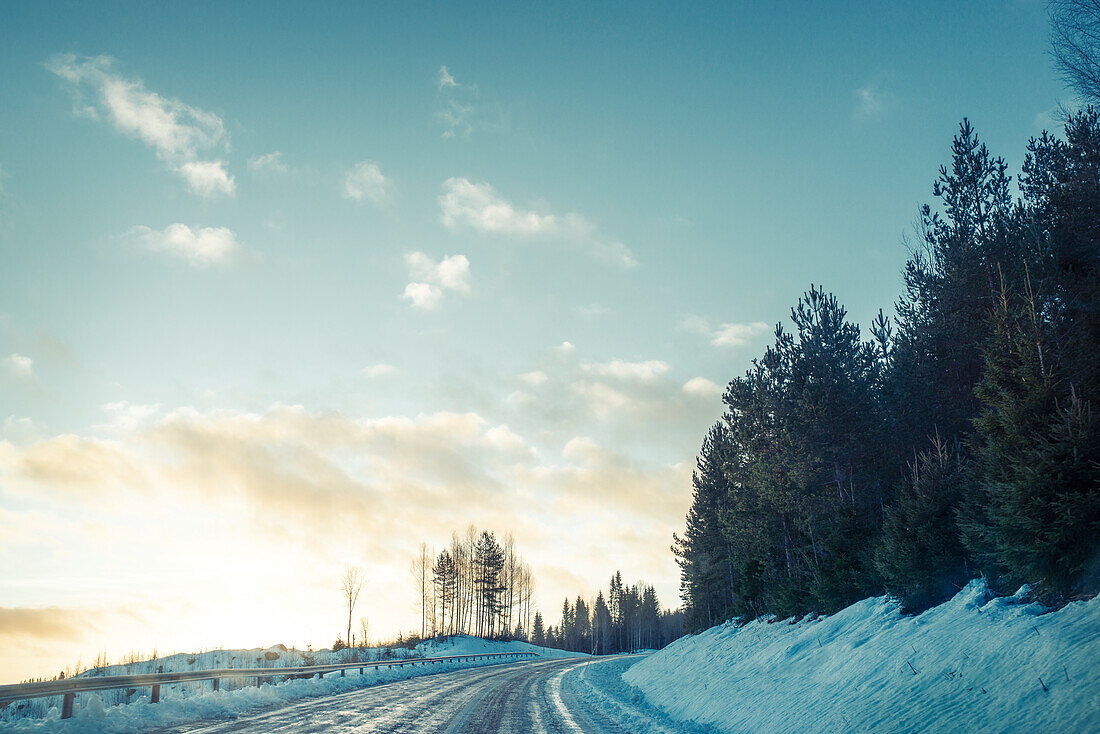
top-left (155, 656), bottom-right (705, 734)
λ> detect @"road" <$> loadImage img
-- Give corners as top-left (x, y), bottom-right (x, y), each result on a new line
top-left (158, 657), bottom-right (669, 734)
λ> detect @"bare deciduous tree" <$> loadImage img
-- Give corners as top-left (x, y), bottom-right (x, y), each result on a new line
top-left (341, 566), bottom-right (364, 653)
top-left (1051, 0), bottom-right (1100, 101)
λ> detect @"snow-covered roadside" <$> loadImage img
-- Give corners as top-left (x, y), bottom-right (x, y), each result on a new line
top-left (417, 634), bottom-right (586, 659)
top-left (569, 656), bottom-right (716, 734)
top-left (3, 636), bottom-right (569, 733)
top-left (622, 580), bottom-right (1100, 733)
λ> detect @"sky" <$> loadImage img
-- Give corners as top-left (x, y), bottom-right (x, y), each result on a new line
top-left (0, 1), bottom-right (1074, 683)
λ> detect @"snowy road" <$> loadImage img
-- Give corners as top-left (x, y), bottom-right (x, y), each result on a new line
top-left (155, 657), bottom-right (676, 734)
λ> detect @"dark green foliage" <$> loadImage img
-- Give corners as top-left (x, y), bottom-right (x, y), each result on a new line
top-left (875, 436), bottom-right (972, 612)
top-left (534, 572), bottom-right (681, 653)
top-left (673, 423), bottom-right (736, 630)
top-left (677, 111), bottom-right (1100, 626)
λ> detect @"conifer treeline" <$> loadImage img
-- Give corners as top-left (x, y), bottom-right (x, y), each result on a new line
top-left (533, 571), bottom-right (683, 653)
top-left (414, 526), bottom-right (535, 639)
top-left (675, 110), bottom-right (1100, 629)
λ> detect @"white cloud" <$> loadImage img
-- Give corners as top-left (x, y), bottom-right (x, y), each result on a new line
top-left (555, 341), bottom-right (576, 355)
top-left (406, 252), bottom-right (470, 293)
top-left (680, 314), bottom-right (770, 348)
top-left (1, 354), bottom-right (34, 379)
top-left (344, 160), bottom-right (390, 203)
top-left (363, 363), bottom-right (399, 379)
top-left (682, 377), bottom-right (722, 397)
top-left (129, 224), bottom-right (240, 266)
top-left (47, 54), bottom-right (234, 197)
top-left (176, 160), bottom-right (235, 197)
top-left (401, 252), bottom-right (470, 309)
top-left (248, 151), bottom-right (287, 174)
top-left (439, 178), bottom-right (635, 267)
top-left (440, 178), bottom-right (555, 235)
top-left (583, 359), bottom-right (670, 383)
top-left (438, 65), bottom-right (458, 89)
top-left (711, 322), bottom-right (770, 347)
top-left (402, 282), bottom-right (443, 310)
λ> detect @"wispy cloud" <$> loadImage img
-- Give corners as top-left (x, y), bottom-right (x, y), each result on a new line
top-left (582, 359), bottom-right (670, 383)
top-left (439, 178), bottom-right (636, 267)
top-left (679, 314), bottom-right (770, 347)
top-left (854, 72), bottom-right (896, 120)
top-left (401, 252), bottom-right (471, 309)
top-left (438, 65), bottom-right (476, 139)
top-left (438, 65), bottom-right (458, 90)
top-left (47, 54), bottom-right (235, 197)
top-left (344, 160), bottom-right (390, 204)
top-left (248, 151), bottom-right (288, 174)
top-left (363, 363), bottom-right (399, 379)
top-left (128, 224), bottom-right (240, 267)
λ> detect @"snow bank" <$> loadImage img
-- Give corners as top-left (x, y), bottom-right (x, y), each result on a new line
top-left (622, 581), bottom-right (1100, 733)
top-left (417, 634), bottom-right (586, 659)
top-left (3, 637), bottom-right (568, 733)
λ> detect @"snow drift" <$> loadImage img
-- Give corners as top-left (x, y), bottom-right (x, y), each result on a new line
top-left (622, 580), bottom-right (1099, 733)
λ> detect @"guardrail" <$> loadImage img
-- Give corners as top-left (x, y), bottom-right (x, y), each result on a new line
top-left (0, 651), bottom-right (538, 719)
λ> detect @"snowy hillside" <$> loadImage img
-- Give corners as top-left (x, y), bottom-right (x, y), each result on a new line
top-left (623, 580), bottom-right (1099, 733)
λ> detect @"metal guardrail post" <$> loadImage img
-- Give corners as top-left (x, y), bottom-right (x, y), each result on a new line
top-left (151, 684), bottom-right (160, 703)
top-left (213, 679), bottom-right (219, 692)
top-left (61, 692), bottom-right (74, 719)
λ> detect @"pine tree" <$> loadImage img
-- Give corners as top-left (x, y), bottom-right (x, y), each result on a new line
top-left (673, 423), bottom-right (736, 630)
top-left (531, 611), bottom-right (545, 647)
top-left (875, 435), bottom-right (972, 611)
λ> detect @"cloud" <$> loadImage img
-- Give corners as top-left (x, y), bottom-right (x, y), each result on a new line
top-left (363, 363), bottom-right (399, 379)
top-left (0, 607), bottom-right (94, 642)
top-left (582, 359), bottom-right (670, 383)
top-left (344, 160), bottom-right (390, 203)
top-left (575, 304), bottom-right (610, 319)
top-left (248, 151), bottom-right (288, 174)
top-left (519, 371), bottom-right (548, 387)
top-left (439, 178), bottom-right (635, 267)
top-left (405, 252), bottom-right (471, 293)
top-left (128, 224), bottom-right (240, 266)
top-left (854, 73), bottom-right (896, 119)
top-left (682, 377), bottom-right (722, 397)
top-left (94, 401), bottom-right (161, 433)
top-left (711, 322), bottom-right (771, 347)
top-left (440, 178), bottom-right (554, 235)
top-left (47, 54), bottom-right (235, 197)
top-left (679, 315), bottom-right (770, 348)
top-left (1, 353), bottom-right (34, 379)
top-left (402, 252), bottom-right (470, 309)
top-left (177, 160), bottom-right (235, 197)
top-left (438, 65), bottom-right (458, 89)
top-left (401, 282), bottom-right (442, 309)
top-left (437, 65), bottom-right (478, 139)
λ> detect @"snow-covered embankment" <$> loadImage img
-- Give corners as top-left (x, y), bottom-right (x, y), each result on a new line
top-left (623, 581), bottom-right (1099, 733)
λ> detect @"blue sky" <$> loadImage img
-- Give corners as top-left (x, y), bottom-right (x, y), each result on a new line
top-left (0, 1), bottom-right (1071, 682)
